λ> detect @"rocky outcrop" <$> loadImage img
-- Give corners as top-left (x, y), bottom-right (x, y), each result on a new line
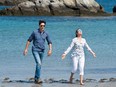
top-left (0, 0), bottom-right (28, 6)
top-left (0, 0), bottom-right (5, 5)
top-left (113, 5), bottom-right (116, 13)
top-left (0, 0), bottom-right (109, 16)
top-left (0, 0), bottom-right (15, 5)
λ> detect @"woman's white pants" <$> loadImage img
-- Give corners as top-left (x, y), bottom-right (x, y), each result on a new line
top-left (71, 56), bottom-right (85, 75)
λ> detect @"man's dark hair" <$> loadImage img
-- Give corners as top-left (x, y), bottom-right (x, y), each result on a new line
top-left (39, 20), bottom-right (46, 25)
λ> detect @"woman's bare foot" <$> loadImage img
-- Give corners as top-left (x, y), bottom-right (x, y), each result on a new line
top-left (80, 75), bottom-right (84, 85)
top-left (80, 82), bottom-right (84, 85)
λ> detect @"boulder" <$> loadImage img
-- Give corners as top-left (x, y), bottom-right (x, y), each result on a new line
top-left (18, 1), bottom-right (35, 8)
top-left (0, 0), bottom-right (108, 16)
top-left (113, 5), bottom-right (116, 13)
top-left (0, 0), bottom-right (28, 5)
top-left (0, 0), bottom-right (5, 5)
top-left (63, 0), bottom-right (99, 12)
top-left (0, 0), bottom-right (16, 5)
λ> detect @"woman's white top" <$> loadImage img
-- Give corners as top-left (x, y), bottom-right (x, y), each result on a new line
top-left (64, 37), bottom-right (92, 58)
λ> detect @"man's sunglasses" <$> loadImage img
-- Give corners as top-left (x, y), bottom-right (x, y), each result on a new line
top-left (40, 25), bottom-right (45, 27)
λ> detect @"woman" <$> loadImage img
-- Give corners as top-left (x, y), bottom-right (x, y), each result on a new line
top-left (62, 29), bottom-right (96, 85)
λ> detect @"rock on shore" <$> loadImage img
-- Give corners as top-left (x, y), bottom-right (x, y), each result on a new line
top-left (113, 5), bottom-right (116, 13)
top-left (0, 0), bottom-right (109, 16)
top-left (0, 0), bottom-right (28, 6)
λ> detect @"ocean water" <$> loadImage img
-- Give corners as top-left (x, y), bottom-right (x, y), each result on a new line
top-left (96, 0), bottom-right (116, 13)
top-left (0, 16), bottom-right (116, 81)
top-left (0, 6), bottom-right (11, 10)
top-left (0, 0), bottom-right (116, 82)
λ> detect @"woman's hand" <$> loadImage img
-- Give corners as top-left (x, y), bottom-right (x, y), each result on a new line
top-left (92, 52), bottom-right (96, 58)
top-left (62, 53), bottom-right (66, 60)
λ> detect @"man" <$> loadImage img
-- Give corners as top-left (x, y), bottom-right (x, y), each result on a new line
top-left (23, 20), bottom-right (52, 84)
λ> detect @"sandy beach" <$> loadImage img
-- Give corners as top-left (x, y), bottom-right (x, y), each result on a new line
top-left (1, 77), bottom-right (116, 87)
top-left (1, 81), bottom-right (116, 87)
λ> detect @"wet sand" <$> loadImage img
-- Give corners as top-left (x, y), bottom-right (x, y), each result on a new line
top-left (1, 77), bottom-right (116, 87)
top-left (1, 81), bottom-right (116, 87)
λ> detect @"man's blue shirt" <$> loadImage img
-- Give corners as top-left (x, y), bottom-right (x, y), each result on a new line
top-left (28, 29), bottom-right (52, 52)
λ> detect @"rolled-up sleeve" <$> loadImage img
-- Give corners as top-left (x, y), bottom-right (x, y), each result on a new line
top-left (28, 31), bottom-right (34, 42)
top-left (46, 33), bottom-right (52, 45)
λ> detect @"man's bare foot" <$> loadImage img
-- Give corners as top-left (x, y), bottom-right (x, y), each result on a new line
top-left (69, 78), bottom-right (74, 83)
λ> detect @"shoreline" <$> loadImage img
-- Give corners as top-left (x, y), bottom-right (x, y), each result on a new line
top-left (0, 13), bottom-right (116, 17)
top-left (1, 77), bottom-right (116, 87)
top-left (0, 10), bottom-right (116, 17)
top-left (1, 77), bottom-right (116, 83)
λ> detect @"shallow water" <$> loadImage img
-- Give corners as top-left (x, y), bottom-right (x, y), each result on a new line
top-left (96, 0), bottom-right (116, 13)
top-left (0, 16), bottom-right (116, 81)
top-left (0, 6), bottom-right (11, 10)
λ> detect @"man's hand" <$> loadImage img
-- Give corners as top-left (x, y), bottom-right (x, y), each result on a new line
top-left (23, 41), bottom-right (30, 56)
top-left (23, 49), bottom-right (28, 56)
top-left (48, 50), bottom-right (52, 56)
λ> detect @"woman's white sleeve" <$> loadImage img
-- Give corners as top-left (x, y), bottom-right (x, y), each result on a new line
top-left (64, 39), bottom-right (74, 55)
top-left (84, 39), bottom-right (92, 52)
